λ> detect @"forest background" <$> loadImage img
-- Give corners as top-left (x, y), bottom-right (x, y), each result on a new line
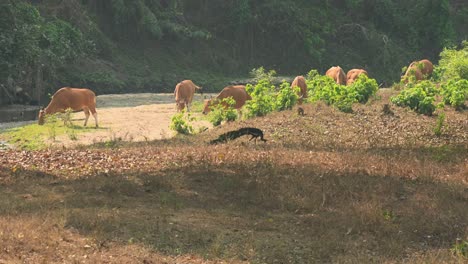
top-left (0, 0), bottom-right (467, 105)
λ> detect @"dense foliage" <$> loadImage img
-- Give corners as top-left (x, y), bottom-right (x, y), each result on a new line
top-left (244, 79), bottom-right (276, 118)
top-left (441, 79), bottom-right (468, 109)
top-left (391, 81), bottom-right (437, 115)
top-left (306, 70), bottom-right (379, 112)
top-left (207, 97), bottom-right (238, 127)
top-left (274, 82), bottom-right (299, 111)
top-left (436, 41), bottom-right (468, 81)
top-left (0, 1), bottom-right (91, 104)
top-left (392, 44), bottom-right (468, 114)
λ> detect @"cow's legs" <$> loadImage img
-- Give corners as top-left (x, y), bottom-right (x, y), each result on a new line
top-left (93, 112), bottom-right (98, 128)
top-left (89, 106), bottom-right (98, 128)
top-left (83, 107), bottom-right (90, 127)
top-left (186, 100), bottom-right (191, 112)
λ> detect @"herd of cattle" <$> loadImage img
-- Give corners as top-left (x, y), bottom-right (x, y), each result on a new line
top-left (36, 59), bottom-right (434, 128)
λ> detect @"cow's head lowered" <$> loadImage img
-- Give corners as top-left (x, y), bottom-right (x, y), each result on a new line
top-left (202, 98), bottom-right (214, 115)
top-left (38, 109), bottom-right (46, 125)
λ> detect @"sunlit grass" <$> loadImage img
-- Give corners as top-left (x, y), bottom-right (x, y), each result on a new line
top-left (0, 118), bottom-right (95, 150)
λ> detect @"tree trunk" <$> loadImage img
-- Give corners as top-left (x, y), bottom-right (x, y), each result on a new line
top-left (30, 62), bottom-right (43, 105)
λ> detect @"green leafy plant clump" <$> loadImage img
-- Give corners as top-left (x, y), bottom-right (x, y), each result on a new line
top-left (436, 41), bottom-right (468, 81)
top-left (440, 79), bottom-right (468, 109)
top-left (207, 97), bottom-right (238, 127)
top-left (349, 74), bottom-right (379, 103)
top-left (306, 70), bottom-right (379, 113)
top-left (244, 79), bottom-right (276, 118)
top-left (274, 81), bottom-right (299, 111)
top-left (391, 81), bottom-right (438, 115)
top-left (169, 111), bottom-right (194, 135)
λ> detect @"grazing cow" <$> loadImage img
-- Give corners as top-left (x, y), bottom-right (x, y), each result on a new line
top-left (291, 76), bottom-right (308, 104)
top-left (38, 87), bottom-right (98, 127)
top-left (402, 59), bottom-right (434, 83)
top-left (346, 69), bottom-right (368, 85)
top-left (202, 85), bottom-right (252, 116)
top-left (326, 66), bottom-right (346, 85)
top-left (174, 80), bottom-right (202, 112)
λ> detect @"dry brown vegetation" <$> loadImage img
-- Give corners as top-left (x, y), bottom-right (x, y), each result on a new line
top-left (0, 89), bottom-right (467, 263)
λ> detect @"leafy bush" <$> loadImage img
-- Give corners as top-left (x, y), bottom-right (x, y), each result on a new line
top-left (440, 79), bottom-right (468, 109)
top-left (348, 74), bottom-right (379, 103)
top-left (306, 72), bottom-right (353, 112)
top-left (306, 70), bottom-right (378, 112)
top-left (170, 111), bottom-right (194, 135)
top-left (245, 79), bottom-right (275, 118)
top-left (207, 97), bottom-right (238, 126)
top-left (274, 81), bottom-right (299, 111)
top-left (437, 41), bottom-right (468, 81)
top-left (391, 81), bottom-right (438, 115)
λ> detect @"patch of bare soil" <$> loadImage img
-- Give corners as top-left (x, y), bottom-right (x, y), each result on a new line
top-left (50, 93), bottom-right (210, 148)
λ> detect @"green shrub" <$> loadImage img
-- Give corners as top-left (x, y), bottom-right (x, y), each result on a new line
top-left (437, 41), bottom-right (468, 81)
top-left (441, 79), bottom-right (468, 109)
top-left (274, 81), bottom-right (299, 111)
top-left (306, 72), bottom-right (353, 112)
top-left (433, 112), bottom-right (445, 137)
top-left (391, 81), bottom-right (438, 115)
top-left (306, 70), bottom-right (378, 112)
top-left (170, 111), bottom-right (194, 135)
top-left (223, 100), bottom-right (238, 122)
top-left (208, 97), bottom-right (238, 126)
top-left (306, 71), bottom-right (338, 104)
top-left (348, 75), bottom-right (379, 103)
top-left (245, 79), bottom-right (275, 118)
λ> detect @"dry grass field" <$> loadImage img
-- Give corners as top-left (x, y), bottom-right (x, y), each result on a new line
top-left (0, 89), bottom-right (467, 263)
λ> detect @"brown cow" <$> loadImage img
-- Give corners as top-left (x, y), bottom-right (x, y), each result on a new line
top-left (202, 85), bottom-right (252, 116)
top-left (174, 80), bottom-right (202, 112)
top-left (326, 66), bottom-right (346, 85)
top-left (38, 87), bottom-right (98, 127)
top-left (291, 76), bottom-right (308, 104)
top-left (402, 59), bottom-right (434, 83)
top-left (346, 69), bottom-right (368, 85)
